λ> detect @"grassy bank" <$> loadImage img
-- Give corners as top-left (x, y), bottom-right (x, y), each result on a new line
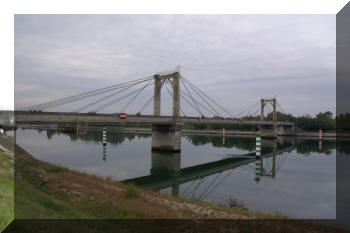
top-left (14, 145), bottom-right (261, 219)
top-left (0, 145), bottom-right (347, 232)
top-left (0, 150), bottom-right (14, 232)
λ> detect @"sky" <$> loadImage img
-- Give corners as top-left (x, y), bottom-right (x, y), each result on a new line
top-left (14, 14), bottom-right (336, 117)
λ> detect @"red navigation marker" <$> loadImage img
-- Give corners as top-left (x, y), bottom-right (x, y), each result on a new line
top-left (119, 113), bottom-right (127, 119)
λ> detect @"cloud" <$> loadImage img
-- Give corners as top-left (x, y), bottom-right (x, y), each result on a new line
top-left (14, 14), bottom-right (335, 116)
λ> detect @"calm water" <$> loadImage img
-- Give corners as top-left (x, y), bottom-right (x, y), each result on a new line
top-left (16, 128), bottom-right (337, 219)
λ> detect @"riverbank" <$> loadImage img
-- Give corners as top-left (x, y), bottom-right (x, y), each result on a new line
top-left (11, 143), bottom-right (276, 219)
top-left (0, 134), bottom-right (348, 232)
top-left (0, 147), bottom-right (13, 232)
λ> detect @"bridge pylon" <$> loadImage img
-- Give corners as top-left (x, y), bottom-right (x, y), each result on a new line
top-left (153, 69), bottom-right (181, 125)
top-left (260, 98), bottom-right (277, 138)
top-left (152, 68), bottom-right (183, 152)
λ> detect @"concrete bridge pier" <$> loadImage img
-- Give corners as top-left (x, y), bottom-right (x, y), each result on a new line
top-left (151, 150), bottom-right (181, 176)
top-left (260, 124), bottom-right (297, 138)
top-left (151, 150), bottom-right (180, 195)
top-left (151, 124), bottom-right (181, 152)
top-left (277, 124), bottom-right (296, 136)
top-left (259, 124), bottom-right (277, 138)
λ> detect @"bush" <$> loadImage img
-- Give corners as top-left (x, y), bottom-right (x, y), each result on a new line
top-left (124, 183), bottom-right (139, 198)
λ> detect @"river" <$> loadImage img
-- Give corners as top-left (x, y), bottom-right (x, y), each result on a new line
top-left (15, 127), bottom-right (337, 219)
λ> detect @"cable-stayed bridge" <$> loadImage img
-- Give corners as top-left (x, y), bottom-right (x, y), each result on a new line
top-left (15, 68), bottom-right (296, 151)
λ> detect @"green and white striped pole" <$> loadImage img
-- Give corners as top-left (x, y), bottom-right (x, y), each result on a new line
top-left (102, 127), bottom-right (107, 161)
top-left (102, 143), bottom-right (106, 161)
top-left (255, 130), bottom-right (261, 183)
top-left (103, 127), bottom-right (107, 145)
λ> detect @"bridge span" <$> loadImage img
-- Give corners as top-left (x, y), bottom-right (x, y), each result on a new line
top-left (15, 111), bottom-right (294, 127)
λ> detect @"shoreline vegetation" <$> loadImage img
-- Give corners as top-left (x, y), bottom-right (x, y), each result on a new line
top-left (0, 134), bottom-right (347, 232)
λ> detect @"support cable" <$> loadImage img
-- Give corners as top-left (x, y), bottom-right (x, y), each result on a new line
top-left (23, 76), bottom-right (153, 111)
top-left (180, 77), bottom-right (204, 117)
top-left (73, 79), bottom-right (151, 112)
top-left (94, 81), bottom-right (153, 112)
top-left (180, 90), bottom-right (218, 117)
top-left (197, 172), bottom-right (223, 200)
top-left (235, 101), bottom-right (260, 118)
top-left (179, 93), bottom-right (202, 117)
top-left (36, 77), bottom-right (153, 111)
top-left (120, 79), bottom-right (153, 113)
top-left (183, 82), bottom-right (222, 117)
top-left (137, 95), bottom-right (154, 114)
top-left (251, 108), bottom-right (260, 117)
top-left (276, 155), bottom-right (288, 173)
top-left (244, 102), bottom-right (258, 117)
top-left (164, 81), bottom-right (187, 116)
top-left (181, 179), bottom-right (198, 196)
top-left (190, 177), bottom-right (205, 199)
top-left (277, 101), bottom-right (287, 114)
top-left (201, 169), bottom-right (235, 200)
top-left (182, 76), bottom-right (235, 118)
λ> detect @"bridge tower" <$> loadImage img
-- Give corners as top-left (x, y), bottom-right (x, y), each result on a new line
top-left (260, 98), bottom-right (277, 124)
top-left (260, 98), bottom-right (277, 138)
top-left (153, 69), bottom-right (180, 123)
top-left (152, 68), bottom-right (182, 152)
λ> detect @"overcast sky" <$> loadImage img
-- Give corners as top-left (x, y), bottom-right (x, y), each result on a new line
top-left (14, 14), bottom-right (335, 117)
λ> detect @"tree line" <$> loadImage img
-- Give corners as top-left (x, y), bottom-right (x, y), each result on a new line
top-left (188, 111), bottom-right (336, 132)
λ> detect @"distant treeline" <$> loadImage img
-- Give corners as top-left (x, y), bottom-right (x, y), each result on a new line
top-left (336, 113), bottom-right (350, 132)
top-left (189, 111), bottom-right (336, 132)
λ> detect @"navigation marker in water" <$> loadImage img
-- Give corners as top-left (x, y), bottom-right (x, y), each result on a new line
top-left (255, 130), bottom-right (261, 183)
top-left (102, 144), bottom-right (107, 161)
top-left (102, 127), bottom-right (107, 161)
top-left (103, 127), bottom-right (107, 145)
top-left (318, 128), bottom-right (322, 151)
top-left (256, 130), bottom-right (261, 157)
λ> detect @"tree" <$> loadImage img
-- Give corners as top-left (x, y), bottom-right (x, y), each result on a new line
top-left (316, 111), bottom-right (333, 121)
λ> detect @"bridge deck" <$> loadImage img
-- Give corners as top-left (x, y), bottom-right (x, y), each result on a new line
top-left (15, 111), bottom-right (294, 126)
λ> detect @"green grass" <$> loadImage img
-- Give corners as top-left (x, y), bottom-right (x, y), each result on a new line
top-left (14, 179), bottom-right (91, 219)
top-left (124, 183), bottom-right (139, 198)
top-left (0, 150), bottom-right (14, 232)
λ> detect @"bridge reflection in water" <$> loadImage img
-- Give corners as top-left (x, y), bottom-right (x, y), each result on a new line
top-left (121, 138), bottom-right (295, 199)
top-left (18, 127), bottom-right (337, 202)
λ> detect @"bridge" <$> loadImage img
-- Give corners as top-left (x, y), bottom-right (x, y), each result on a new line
top-left (14, 112), bottom-right (294, 127)
top-left (14, 68), bottom-right (296, 151)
